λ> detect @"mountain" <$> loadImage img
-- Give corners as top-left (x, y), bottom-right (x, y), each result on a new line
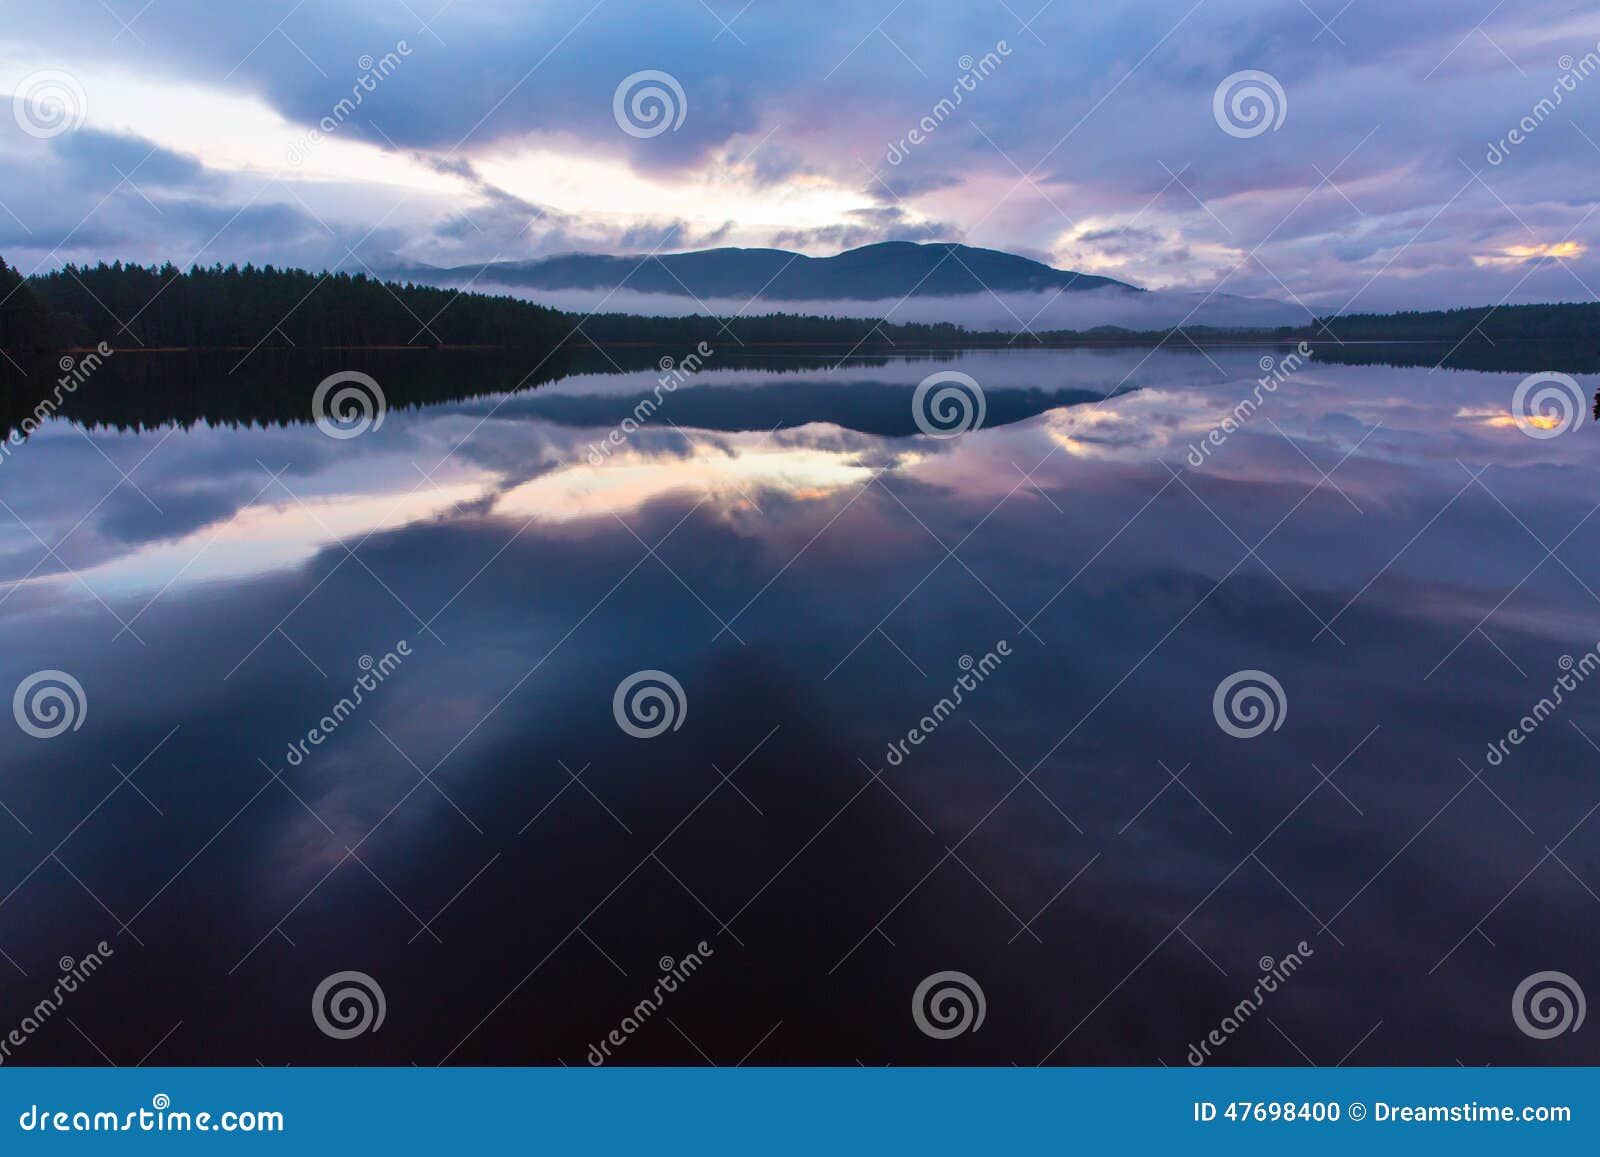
top-left (415, 241), bottom-right (1139, 302)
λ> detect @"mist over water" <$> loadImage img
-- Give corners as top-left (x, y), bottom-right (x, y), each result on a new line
top-left (454, 282), bottom-right (1312, 331)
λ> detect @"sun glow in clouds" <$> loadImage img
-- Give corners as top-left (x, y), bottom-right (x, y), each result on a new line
top-left (1471, 241), bottom-right (1587, 267)
top-left (473, 145), bottom-right (881, 240)
top-left (40, 59), bottom-right (905, 260)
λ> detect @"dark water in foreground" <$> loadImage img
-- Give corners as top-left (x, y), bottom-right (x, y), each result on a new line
top-left (0, 346), bottom-right (1597, 1065)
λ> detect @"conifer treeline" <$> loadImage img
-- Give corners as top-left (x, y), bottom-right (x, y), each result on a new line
top-left (12, 258), bottom-right (1019, 350)
top-left (25, 262), bottom-right (569, 350)
top-left (1312, 303), bottom-right (1600, 343)
top-left (0, 346), bottom-right (911, 440)
top-left (0, 257), bottom-right (56, 351)
top-left (4, 255), bottom-right (1600, 352)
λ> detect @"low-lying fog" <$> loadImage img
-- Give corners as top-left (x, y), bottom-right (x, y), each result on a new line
top-left (441, 281), bottom-right (1312, 332)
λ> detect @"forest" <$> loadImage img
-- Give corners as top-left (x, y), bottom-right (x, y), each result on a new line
top-left (4, 255), bottom-right (1599, 355)
top-left (3, 257), bottom-right (1021, 352)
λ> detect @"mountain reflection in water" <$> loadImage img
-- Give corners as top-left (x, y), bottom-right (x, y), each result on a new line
top-left (0, 346), bottom-right (1596, 1066)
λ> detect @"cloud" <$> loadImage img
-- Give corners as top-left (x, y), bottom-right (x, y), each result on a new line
top-left (1472, 241), bottom-right (1588, 267)
top-left (0, 0), bottom-right (1597, 308)
top-left (50, 127), bottom-right (218, 191)
top-left (0, 123), bottom-right (334, 263)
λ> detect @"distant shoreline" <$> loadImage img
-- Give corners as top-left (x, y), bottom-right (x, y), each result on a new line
top-left (44, 337), bottom-right (1578, 354)
top-left (6, 260), bottom-right (1596, 375)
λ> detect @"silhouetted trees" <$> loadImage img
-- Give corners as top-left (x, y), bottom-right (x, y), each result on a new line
top-left (0, 346), bottom-right (919, 441)
top-left (25, 261), bottom-right (570, 350)
top-left (6, 254), bottom-right (1600, 358)
top-left (12, 257), bottom-right (1039, 351)
top-left (1314, 303), bottom-right (1600, 343)
top-left (0, 256), bottom-right (56, 351)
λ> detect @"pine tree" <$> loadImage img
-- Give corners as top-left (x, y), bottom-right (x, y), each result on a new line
top-left (0, 255), bottom-right (55, 351)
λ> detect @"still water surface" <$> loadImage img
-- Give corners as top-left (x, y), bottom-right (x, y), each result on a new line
top-left (1, 347), bottom-right (1596, 1064)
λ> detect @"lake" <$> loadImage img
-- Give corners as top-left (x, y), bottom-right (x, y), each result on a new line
top-left (0, 345), bottom-right (1596, 1065)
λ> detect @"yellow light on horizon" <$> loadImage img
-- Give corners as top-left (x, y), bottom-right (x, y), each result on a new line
top-left (1471, 241), bottom-right (1587, 267)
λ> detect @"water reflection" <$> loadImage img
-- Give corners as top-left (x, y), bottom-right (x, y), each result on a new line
top-left (0, 347), bottom-right (1596, 1066)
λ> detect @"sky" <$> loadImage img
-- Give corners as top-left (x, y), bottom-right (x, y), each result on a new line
top-left (2, 0), bottom-right (1599, 312)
